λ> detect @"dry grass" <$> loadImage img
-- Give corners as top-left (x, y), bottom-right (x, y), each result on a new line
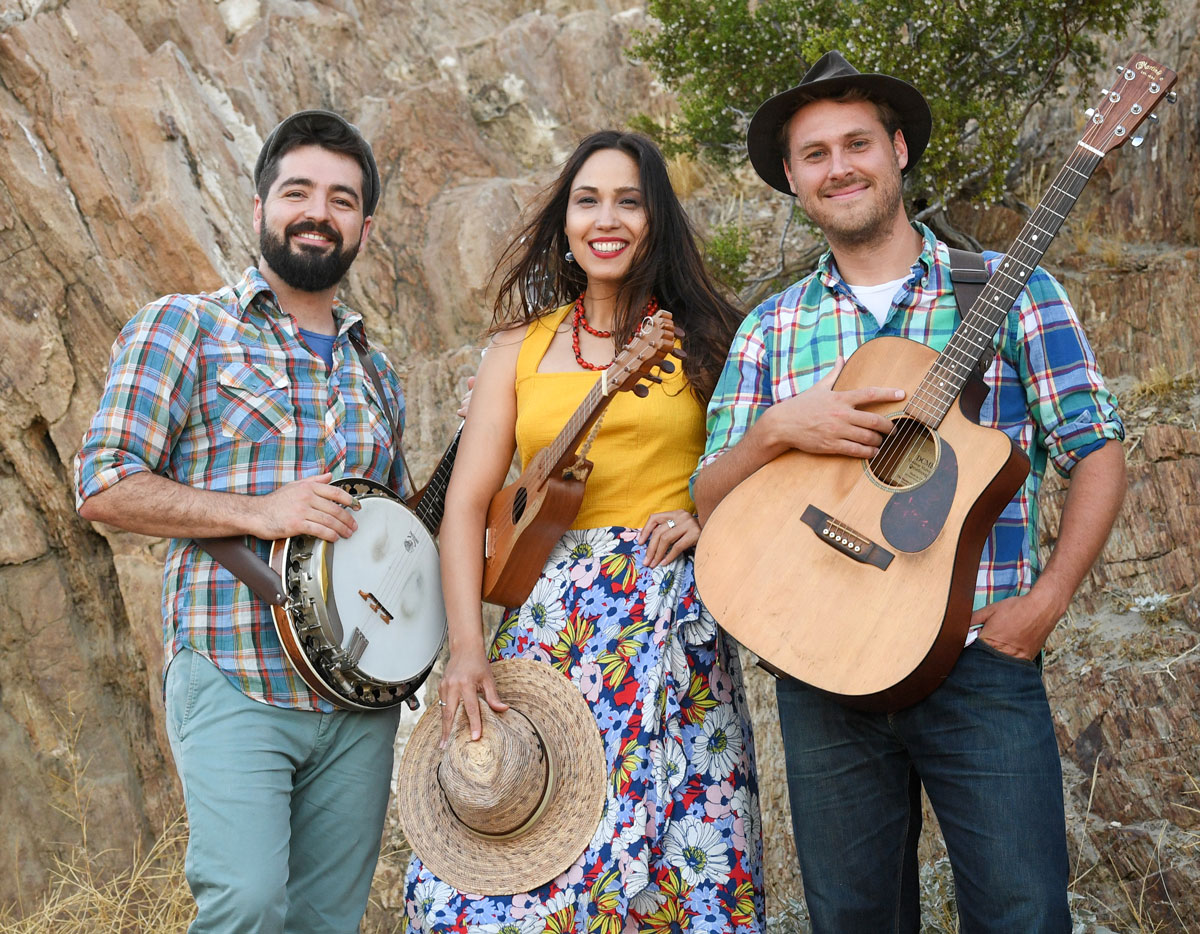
top-left (0, 697), bottom-right (414, 934)
top-left (1123, 365), bottom-right (1199, 412)
top-left (0, 698), bottom-right (193, 934)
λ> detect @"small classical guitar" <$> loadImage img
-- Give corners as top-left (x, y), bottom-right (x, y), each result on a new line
top-left (695, 53), bottom-right (1177, 712)
top-left (482, 310), bottom-right (679, 607)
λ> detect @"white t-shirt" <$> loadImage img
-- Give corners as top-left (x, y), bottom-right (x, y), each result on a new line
top-left (846, 275), bottom-right (909, 327)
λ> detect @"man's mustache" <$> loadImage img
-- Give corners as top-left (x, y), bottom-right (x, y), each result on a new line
top-left (285, 220), bottom-right (343, 248)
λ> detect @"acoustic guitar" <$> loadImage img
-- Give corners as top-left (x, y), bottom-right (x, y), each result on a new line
top-left (694, 54), bottom-right (1177, 712)
top-left (482, 309), bottom-right (679, 606)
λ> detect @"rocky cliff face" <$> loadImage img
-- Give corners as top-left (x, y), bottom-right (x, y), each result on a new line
top-left (1, 0), bottom-right (1197, 929)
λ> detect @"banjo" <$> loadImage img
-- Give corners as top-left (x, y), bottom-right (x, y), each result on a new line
top-left (266, 430), bottom-right (459, 711)
top-left (198, 427), bottom-right (460, 712)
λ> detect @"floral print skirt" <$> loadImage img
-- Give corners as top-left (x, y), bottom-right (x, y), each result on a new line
top-left (404, 527), bottom-right (764, 933)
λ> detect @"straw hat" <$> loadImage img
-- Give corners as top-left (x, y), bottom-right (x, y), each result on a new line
top-left (397, 659), bottom-right (606, 895)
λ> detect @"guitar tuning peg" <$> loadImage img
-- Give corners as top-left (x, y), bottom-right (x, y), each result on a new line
top-left (1115, 64), bottom-right (1125, 74)
top-left (1167, 91), bottom-right (1178, 104)
top-left (643, 373), bottom-right (664, 384)
top-left (1130, 135), bottom-right (1145, 148)
top-left (658, 359), bottom-right (676, 373)
top-left (1100, 88), bottom-right (1110, 96)
top-left (673, 325), bottom-right (687, 339)
top-left (1085, 108), bottom-right (1096, 118)
top-left (673, 347), bottom-right (688, 360)
top-left (632, 383), bottom-right (650, 398)
top-left (1147, 112), bottom-right (1159, 123)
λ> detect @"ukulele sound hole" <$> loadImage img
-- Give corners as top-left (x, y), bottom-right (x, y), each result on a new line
top-left (511, 487), bottom-right (528, 524)
top-left (866, 416), bottom-right (939, 490)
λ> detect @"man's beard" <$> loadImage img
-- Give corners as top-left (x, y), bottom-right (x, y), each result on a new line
top-left (260, 220), bottom-right (361, 292)
top-left (800, 165), bottom-right (904, 248)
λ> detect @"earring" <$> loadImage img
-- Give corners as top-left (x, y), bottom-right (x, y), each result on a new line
top-left (565, 250), bottom-right (575, 263)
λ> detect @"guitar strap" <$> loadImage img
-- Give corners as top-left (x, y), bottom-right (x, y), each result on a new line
top-left (945, 247), bottom-right (994, 376)
top-left (196, 328), bottom-right (410, 605)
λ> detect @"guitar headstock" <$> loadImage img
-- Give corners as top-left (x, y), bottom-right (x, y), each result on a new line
top-left (1082, 53), bottom-right (1178, 155)
top-left (605, 309), bottom-right (677, 396)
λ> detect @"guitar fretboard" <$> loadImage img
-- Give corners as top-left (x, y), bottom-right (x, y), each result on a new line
top-left (906, 144), bottom-right (1102, 428)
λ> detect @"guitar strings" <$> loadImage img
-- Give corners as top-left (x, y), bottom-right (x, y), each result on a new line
top-left (835, 142), bottom-right (1099, 515)
top-left (868, 73), bottom-right (1128, 487)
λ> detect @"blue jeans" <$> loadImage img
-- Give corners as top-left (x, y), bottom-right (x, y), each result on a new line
top-left (165, 648), bottom-right (402, 934)
top-left (776, 640), bottom-right (1071, 933)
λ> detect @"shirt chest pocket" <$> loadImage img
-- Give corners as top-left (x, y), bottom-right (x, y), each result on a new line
top-left (217, 361), bottom-right (296, 442)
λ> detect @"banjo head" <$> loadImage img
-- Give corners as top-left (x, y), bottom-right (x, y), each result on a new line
top-left (320, 492), bottom-right (447, 683)
top-left (278, 477), bottom-right (447, 708)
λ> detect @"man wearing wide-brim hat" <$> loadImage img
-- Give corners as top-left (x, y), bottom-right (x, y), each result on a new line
top-left (693, 51), bottom-right (1126, 931)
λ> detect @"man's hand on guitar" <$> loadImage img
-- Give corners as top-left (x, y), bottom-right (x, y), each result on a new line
top-left (765, 357), bottom-right (904, 458)
top-left (971, 586), bottom-right (1063, 661)
top-left (638, 510), bottom-right (700, 568)
top-left (437, 648), bottom-right (510, 747)
top-left (252, 472), bottom-right (360, 542)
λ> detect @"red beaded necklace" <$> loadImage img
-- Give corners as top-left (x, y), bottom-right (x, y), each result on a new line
top-left (571, 292), bottom-right (659, 370)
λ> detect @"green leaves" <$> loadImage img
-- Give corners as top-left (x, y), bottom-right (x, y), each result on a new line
top-left (632, 0), bottom-right (1163, 209)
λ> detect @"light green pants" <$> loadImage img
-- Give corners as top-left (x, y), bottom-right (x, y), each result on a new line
top-left (165, 648), bottom-right (402, 934)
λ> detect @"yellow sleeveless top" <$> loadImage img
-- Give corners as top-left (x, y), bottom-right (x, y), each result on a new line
top-left (514, 304), bottom-right (705, 529)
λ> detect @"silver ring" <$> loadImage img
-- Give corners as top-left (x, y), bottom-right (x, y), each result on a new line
top-left (437, 699), bottom-right (447, 707)
top-left (666, 519), bottom-right (677, 529)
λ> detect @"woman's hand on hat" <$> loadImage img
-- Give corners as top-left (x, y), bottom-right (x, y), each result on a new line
top-left (637, 509), bottom-right (700, 568)
top-left (438, 647), bottom-right (509, 748)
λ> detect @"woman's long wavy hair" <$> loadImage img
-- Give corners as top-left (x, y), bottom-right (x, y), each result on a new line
top-left (490, 131), bottom-right (744, 402)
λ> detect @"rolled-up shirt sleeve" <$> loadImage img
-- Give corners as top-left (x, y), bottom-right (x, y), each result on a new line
top-left (691, 312), bottom-right (774, 495)
top-left (1005, 267), bottom-right (1124, 477)
top-left (75, 297), bottom-right (199, 507)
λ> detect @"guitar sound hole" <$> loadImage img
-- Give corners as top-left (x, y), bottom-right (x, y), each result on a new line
top-left (866, 416), bottom-right (939, 490)
top-left (511, 487), bottom-right (528, 524)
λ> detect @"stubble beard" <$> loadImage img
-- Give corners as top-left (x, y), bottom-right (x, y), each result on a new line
top-left (259, 220), bottom-right (361, 293)
top-left (801, 165), bottom-right (905, 249)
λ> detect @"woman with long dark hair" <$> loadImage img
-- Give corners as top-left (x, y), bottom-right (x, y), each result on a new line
top-left (404, 131), bottom-right (764, 932)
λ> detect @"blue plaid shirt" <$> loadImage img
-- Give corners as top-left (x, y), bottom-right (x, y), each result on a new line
top-left (699, 224), bottom-right (1123, 614)
top-left (75, 267), bottom-right (406, 711)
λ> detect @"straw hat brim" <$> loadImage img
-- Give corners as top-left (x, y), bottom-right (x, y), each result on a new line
top-left (396, 658), bottom-right (607, 896)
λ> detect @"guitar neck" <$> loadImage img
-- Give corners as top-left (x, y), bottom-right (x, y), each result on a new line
top-left (414, 424), bottom-right (464, 534)
top-left (908, 144), bottom-right (1103, 427)
top-left (538, 379), bottom-right (611, 481)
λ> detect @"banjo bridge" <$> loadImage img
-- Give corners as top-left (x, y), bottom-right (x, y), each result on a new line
top-left (358, 588), bottom-right (395, 624)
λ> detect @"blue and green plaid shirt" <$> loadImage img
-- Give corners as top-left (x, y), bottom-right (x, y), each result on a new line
top-left (75, 267), bottom-right (406, 711)
top-left (698, 223), bottom-right (1123, 614)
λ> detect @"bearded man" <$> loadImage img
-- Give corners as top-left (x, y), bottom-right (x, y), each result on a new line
top-left (693, 54), bottom-right (1126, 931)
top-left (75, 111), bottom-right (406, 933)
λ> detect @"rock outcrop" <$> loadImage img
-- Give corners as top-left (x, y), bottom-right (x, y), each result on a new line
top-left (0, 0), bottom-right (1197, 929)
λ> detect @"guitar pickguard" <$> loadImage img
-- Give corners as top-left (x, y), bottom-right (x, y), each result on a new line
top-left (879, 439), bottom-right (958, 553)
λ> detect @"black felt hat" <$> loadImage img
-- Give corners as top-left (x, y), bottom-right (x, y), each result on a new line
top-left (254, 110), bottom-right (381, 216)
top-left (746, 51), bottom-right (932, 195)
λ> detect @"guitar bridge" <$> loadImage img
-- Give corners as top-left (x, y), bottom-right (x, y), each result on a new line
top-left (800, 505), bottom-right (894, 570)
